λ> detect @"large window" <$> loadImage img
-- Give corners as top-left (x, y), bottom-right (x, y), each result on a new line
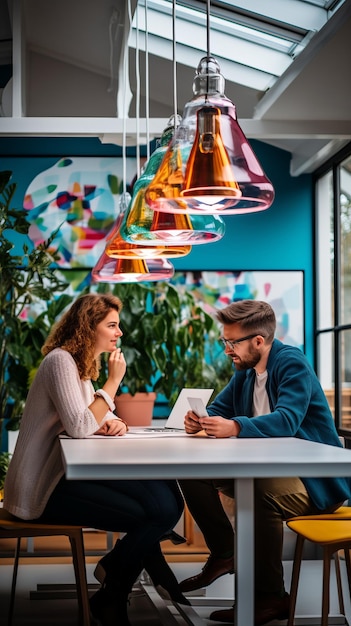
top-left (315, 144), bottom-right (351, 433)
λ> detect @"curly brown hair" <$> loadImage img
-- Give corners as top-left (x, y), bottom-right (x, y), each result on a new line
top-left (42, 292), bottom-right (123, 380)
top-left (215, 300), bottom-right (276, 343)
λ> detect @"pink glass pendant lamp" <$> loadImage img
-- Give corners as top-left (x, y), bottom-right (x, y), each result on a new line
top-left (145, 1), bottom-right (274, 215)
top-left (91, 7), bottom-right (186, 284)
top-left (179, 85), bottom-right (275, 213)
top-left (91, 255), bottom-right (175, 283)
top-left (91, 194), bottom-right (177, 282)
top-left (120, 117), bottom-right (226, 245)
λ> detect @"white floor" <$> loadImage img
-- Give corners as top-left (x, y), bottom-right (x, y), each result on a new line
top-left (0, 559), bottom-right (350, 625)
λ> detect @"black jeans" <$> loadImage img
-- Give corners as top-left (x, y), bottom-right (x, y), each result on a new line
top-left (34, 476), bottom-right (184, 590)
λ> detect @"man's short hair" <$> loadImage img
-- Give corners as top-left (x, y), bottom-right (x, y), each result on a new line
top-left (215, 300), bottom-right (276, 343)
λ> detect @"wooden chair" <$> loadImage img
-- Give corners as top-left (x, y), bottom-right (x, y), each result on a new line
top-left (0, 508), bottom-right (91, 626)
top-left (286, 506), bottom-right (351, 626)
top-left (183, 504), bottom-right (195, 545)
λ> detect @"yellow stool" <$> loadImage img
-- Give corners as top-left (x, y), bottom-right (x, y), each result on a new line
top-left (287, 507), bottom-right (351, 626)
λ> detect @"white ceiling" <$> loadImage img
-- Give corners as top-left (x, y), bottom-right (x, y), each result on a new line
top-left (0, 0), bottom-right (350, 175)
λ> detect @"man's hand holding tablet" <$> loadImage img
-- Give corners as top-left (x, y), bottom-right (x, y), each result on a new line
top-left (187, 396), bottom-right (239, 438)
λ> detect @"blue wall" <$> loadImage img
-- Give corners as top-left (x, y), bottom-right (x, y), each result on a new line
top-left (0, 136), bottom-right (314, 361)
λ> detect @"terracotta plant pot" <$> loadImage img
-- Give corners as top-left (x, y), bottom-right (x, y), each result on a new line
top-left (114, 392), bottom-right (156, 426)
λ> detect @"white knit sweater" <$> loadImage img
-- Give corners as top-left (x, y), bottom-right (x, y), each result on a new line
top-left (4, 348), bottom-right (116, 519)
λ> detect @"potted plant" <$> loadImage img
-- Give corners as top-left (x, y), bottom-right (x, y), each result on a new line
top-left (94, 280), bottom-right (233, 424)
top-left (0, 170), bottom-right (72, 450)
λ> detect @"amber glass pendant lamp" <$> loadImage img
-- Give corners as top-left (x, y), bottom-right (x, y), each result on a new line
top-left (145, 0), bottom-right (274, 215)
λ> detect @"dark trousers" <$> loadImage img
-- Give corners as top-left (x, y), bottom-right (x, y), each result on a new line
top-left (34, 476), bottom-right (184, 590)
top-left (180, 477), bottom-right (331, 595)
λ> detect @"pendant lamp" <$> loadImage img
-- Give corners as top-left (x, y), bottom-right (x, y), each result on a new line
top-left (102, 0), bottom-right (191, 263)
top-left (91, 193), bottom-right (180, 282)
top-left (121, 0), bottom-right (225, 245)
top-left (145, 1), bottom-right (274, 215)
top-left (98, 192), bottom-right (191, 261)
top-left (91, 254), bottom-right (175, 283)
top-left (120, 116), bottom-right (226, 245)
top-left (105, 194), bottom-right (191, 258)
top-left (92, 0), bottom-right (185, 283)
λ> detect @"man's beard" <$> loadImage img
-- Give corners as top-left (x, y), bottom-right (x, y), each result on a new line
top-left (233, 347), bottom-right (261, 371)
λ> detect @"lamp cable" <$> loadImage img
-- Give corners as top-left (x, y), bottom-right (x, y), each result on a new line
top-left (145, 0), bottom-right (150, 161)
top-left (206, 0), bottom-right (210, 98)
top-left (172, 0), bottom-right (178, 131)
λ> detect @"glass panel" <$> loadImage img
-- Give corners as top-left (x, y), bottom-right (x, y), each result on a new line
top-left (341, 328), bottom-right (351, 431)
top-left (134, 0), bottom-right (346, 92)
top-left (318, 332), bottom-right (335, 420)
top-left (316, 171), bottom-right (334, 329)
top-left (133, 1), bottom-right (292, 91)
top-left (340, 154), bottom-right (351, 326)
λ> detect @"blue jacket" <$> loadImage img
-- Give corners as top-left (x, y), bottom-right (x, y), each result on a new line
top-left (208, 339), bottom-right (351, 510)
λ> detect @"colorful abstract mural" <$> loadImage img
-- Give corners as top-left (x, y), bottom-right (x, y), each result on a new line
top-left (170, 270), bottom-right (305, 350)
top-left (23, 156), bottom-right (137, 268)
top-left (46, 269), bottom-right (304, 350)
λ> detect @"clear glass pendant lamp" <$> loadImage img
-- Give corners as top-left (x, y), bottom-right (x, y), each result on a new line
top-left (145, 56), bottom-right (274, 215)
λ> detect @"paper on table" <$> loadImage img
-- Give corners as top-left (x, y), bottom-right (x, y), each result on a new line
top-left (59, 432), bottom-right (190, 439)
top-left (124, 430), bottom-right (190, 438)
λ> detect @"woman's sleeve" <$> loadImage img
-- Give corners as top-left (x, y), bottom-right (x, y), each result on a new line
top-left (44, 350), bottom-right (104, 438)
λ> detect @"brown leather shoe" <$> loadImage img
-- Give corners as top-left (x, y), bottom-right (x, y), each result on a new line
top-left (255, 592), bottom-right (290, 626)
top-left (209, 606), bottom-right (234, 623)
top-left (209, 592), bottom-right (290, 625)
top-left (179, 554), bottom-right (234, 592)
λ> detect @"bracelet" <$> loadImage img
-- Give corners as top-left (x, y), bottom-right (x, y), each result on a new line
top-left (94, 389), bottom-right (115, 412)
top-left (116, 417), bottom-right (129, 432)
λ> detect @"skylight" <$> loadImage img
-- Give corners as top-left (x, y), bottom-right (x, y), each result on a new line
top-left (131, 0), bottom-right (346, 92)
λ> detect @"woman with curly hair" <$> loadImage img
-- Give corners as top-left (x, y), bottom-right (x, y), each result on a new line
top-left (4, 292), bottom-right (186, 626)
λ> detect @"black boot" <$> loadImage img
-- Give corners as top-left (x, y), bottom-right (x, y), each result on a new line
top-left (143, 546), bottom-right (191, 606)
top-left (94, 552), bottom-right (114, 585)
top-left (160, 530), bottom-right (187, 545)
top-left (94, 539), bottom-right (120, 585)
top-left (89, 585), bottom-right (131, 626)
top-left (94, 541), bottom-right (190, 607)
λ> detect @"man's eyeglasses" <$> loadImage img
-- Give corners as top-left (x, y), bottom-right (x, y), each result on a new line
top-left (220, 334), bottom-right (258, 350)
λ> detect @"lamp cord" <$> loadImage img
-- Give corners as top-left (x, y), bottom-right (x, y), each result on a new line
top-left (145, 0), bottom-right (150, 161)
top-left (108, 8), bottom-right (119, 94)
top-left (172, 0), bottom-right (178, 132)
top-left (122, 0), bottom-right (133, 195)
top-left (135, 5), bottom-right (141, 180)
top-left (135, 1), bottom-right (150, 174)
top-left (206, 0), bottom-right (210, 98)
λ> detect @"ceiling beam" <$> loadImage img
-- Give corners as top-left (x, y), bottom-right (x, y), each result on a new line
top-left (0, 117), bottom-right (350, 140)
top-left (1, 117), bottom-right (350, 175)
top-left (290, 139), bottom-right (351, 177)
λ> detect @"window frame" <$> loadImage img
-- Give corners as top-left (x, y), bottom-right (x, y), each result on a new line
top-left (314, 140), bottom-right (351, 439)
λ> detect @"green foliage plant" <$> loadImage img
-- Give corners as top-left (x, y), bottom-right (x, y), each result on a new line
top-left (0, 451), bottom-right (11, 493)
top-left (95, 280), bottom-right (233, 406)
top-left (0, 169), bottom-right (233, 440)
top-left (0, 170), bottom-right (73, 444)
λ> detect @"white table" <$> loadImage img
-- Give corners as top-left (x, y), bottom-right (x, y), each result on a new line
top-left (60, 435), bottom-right (351, 626)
